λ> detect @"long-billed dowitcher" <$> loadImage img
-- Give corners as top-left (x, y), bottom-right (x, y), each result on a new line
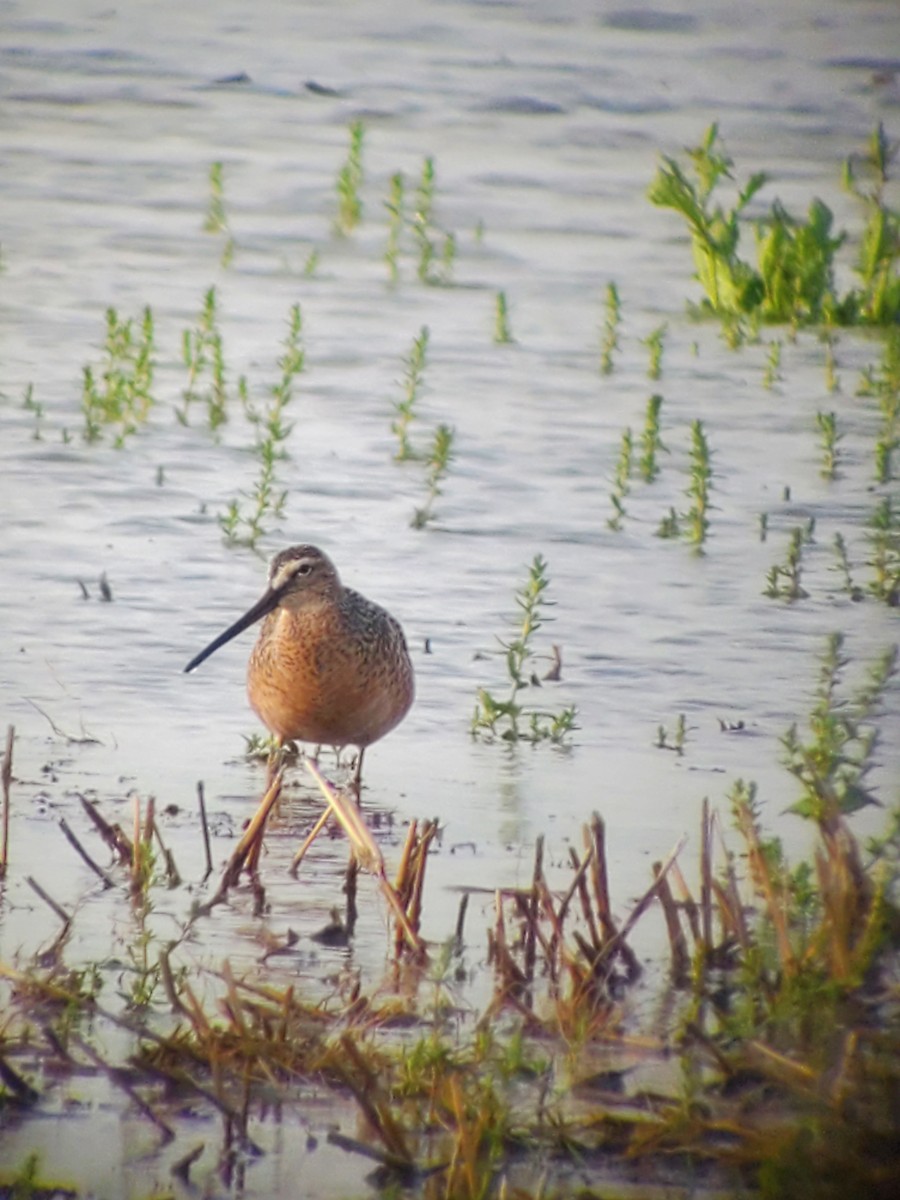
top-left (184, 545), bottom-right (414, 786)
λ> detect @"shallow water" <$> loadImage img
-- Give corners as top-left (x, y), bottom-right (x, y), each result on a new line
top-left (1, 0), bottom-right (899, 1194)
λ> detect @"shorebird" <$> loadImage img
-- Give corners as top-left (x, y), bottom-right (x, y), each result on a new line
top-left (184, 545), bottom-right (415, 787)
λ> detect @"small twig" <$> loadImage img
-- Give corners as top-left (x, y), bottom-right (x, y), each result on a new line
top-left (170, 1142), bottom-right (205, 1182)
top-left (78, 793), bottom-right (133, 862)
top-left (197, 781), bottom-right (213, 881)
top-left (26, 875), bottom-right (72, 928)
top-left (1, 724), bottom-right (13, 877)
top-left (58, 817), bottom-right (115, 888)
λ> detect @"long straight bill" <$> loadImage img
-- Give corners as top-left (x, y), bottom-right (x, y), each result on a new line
top-left (184, 588), bottom-right (280, 673)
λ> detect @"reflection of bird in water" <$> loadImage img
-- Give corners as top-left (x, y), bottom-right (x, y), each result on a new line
top-left (184, 545), bottom-right (414, 788)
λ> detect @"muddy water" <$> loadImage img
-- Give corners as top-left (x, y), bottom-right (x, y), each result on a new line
top-left (1, 0), bottom-right (899, 1194)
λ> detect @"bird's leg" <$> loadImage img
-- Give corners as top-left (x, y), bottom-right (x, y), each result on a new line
top-left (350, 747), bottom-right (365, 800)
top-left (248, 737), bottom-right (284, 873)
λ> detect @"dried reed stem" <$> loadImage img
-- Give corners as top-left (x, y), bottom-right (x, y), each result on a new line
top-left (0, 725), bottom-right (13, 877)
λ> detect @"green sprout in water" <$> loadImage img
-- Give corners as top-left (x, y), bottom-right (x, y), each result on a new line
top-left (385, 171), bottom-right (405, 284)
top-left (203, 161), bottom-right (234, 267)
top-left (220, 304), bottom-right (304, 548)
top-left (866, 495), bottom-right (900, 605)
top-left (493, 291), bottom-right (514, 344)
top-left (684, 418), bottom-right (713, 549)
top-left (334, 120), bottom-right (365, 236)
top-left (832, 533), bottom-right (864, 602)
top-left (600, 282), bottom-right (621, 375)
top-left (392, 326), bottom-right (429, 461)
top-left (816, 410), bottom-right (841, 479)
top-left (607, 427), bottom-right (633, 531)
top-left (764, 526), bottom-right (809, 601)
top-left (858, 327), bottom-right (900, 483)
top-left (471, 555), bottom-right (577, 745)
top-left (656, 713), bottom-right (687, 755)
top-left (639, 393), bottom-right (666, 482)
top-left (762, 339), bottom-right (782, 390)
top-left (411, 423), bottom-right (455, 529)
top-left (643, 322), bottom-right (667, 380)
top-left (179, 286), bottom-right (229, 430)
top-left (82, 306), bottom-right (155, 446)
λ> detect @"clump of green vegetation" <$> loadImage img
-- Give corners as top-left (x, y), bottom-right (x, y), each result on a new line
top-left (656, 712), bottom-right (687, 754)
top-left (82, 306), bottom-right (155, 445)
top-left (334, 119), bottom-right (365, 235)
top-left (203, 161), bottom-right (235, 266)
top-left (178, 286), bottom-right (230, 430)
top-left (764, 525), bottom-right (811, 601)
top-left (648, 122), bottom-right (900, 329)
top-left (600, 281), bottom-right (621, 374)
top-left (816, 409), bottom-right (842, 478)
top-left (643, 321), bottom-right (667, 379)
top-left (411, 424), bottom-right (455, 529)
top-left (493, 290), bottom-right (514, 344)
top-left (472, 554), bottom-right (577, 744)
top-left (858, 326), bottom-right (900, 483)
top-left (782, 632), bottom-right (895, 821)
top-left (408, 156), bottom-right (457, 285)
top-left (220, 304), bottom-right (303, 547)
top-left (391, 325), bottom-right (429, 461)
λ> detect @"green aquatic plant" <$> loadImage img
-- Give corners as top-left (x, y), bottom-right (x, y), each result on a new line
top-left (471, 554), bottom-right (577, 745)
top-left (407, 155), bottom-right (456, 285)
top-left (648, 123), bottom-right (900, 327)
top-left (762, 339), bottom-right (782, 389)
top-left (220, 304), bottom-right (303, 547)
top-left (600, 281), bottom-right (621, 375)
top-left (684, 418), bottom-right (713, 549)
top-left (842, 121), bottom-right (900, 324)
top-left (81, 306), bottom-right (155, 445)
top-left (203, 160), bottom-right (234, 267)
top-left (639, 393), bottom-right (666, 482)
top-left (179, 286), bottom-right (229, 430)
top-left (643, 321), bottom-right (667, 379)
top-left (764, 526), bottom-right (809, 601)
top-left (656, 713), bottom-right (687, 755)
top-left (607, 426), bottom-right (633, 531)
top-left (858, 326), bottom-right (900, 483)
top-left (411, 423), bottom-right (455, 529)
top-left (384, 170), bottom-right (405, 283)
top-left (392, 325), bottom-right (429, 461)
top-left (832, 533), bottom-right (863, 601)
top-left (782, 631), bottom-right (896, 821)
top-left (334, 119), bottom-right (365, 235)
top-left (493, 290), bottom-right (514, 344)
top-left (816, 409), bottom-right (841, 479)
top-left (866, 494), bottom-right (900, 605)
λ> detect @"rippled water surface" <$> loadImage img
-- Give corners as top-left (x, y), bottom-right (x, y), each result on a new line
top-left (1, 0), bottom-right (899, 1194)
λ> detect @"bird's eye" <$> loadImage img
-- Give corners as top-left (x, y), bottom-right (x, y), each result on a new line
top-left (296, 561), bottom-right (313, 576)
